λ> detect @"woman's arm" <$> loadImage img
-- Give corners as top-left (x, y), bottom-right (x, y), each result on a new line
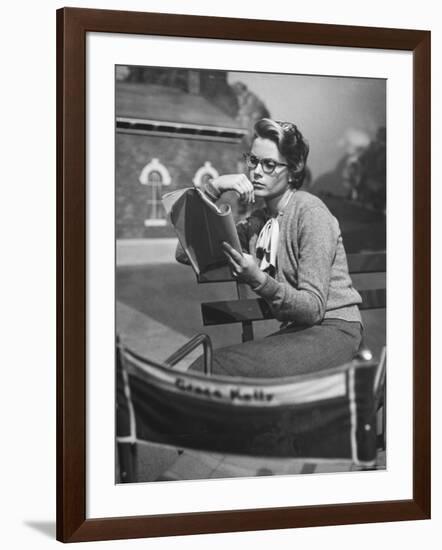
top-left (251, 206), bottom-right (339, 325)
top-left (205, 174), bottom-right (255, 204)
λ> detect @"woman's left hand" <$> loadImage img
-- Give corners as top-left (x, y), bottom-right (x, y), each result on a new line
top-left (222, 242), bottom-right (266, 288)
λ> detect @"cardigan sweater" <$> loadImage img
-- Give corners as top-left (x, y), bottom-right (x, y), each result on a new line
top-left (236, 189), bottom-right (362, 326)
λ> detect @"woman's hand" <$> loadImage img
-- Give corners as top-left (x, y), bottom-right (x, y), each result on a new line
top-left (211, 174), bottom-right (255, 204)
top-left (222, 242), bottom-right (266, 288)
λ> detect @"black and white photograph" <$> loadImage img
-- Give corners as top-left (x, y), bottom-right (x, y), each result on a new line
top-left (115, 65), bottom-right (387, 484)
top-left (2, 0), bottom-right (437, 545)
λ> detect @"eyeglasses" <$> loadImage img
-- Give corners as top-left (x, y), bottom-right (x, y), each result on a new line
top-left (243, 153), bottom-right (288, 175)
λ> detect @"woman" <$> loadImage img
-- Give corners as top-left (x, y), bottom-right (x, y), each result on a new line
top-left (180, 118), bottom-right (363, 378)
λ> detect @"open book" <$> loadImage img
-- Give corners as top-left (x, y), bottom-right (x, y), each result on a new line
top-left (162, 187), bottom-right (241, 277)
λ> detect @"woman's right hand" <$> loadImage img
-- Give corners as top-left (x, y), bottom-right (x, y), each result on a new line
top-left (211, 174), bottom-right (255, 204)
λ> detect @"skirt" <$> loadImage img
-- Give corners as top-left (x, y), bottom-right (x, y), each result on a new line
top-left (189, 318), bottom-right (363, 378)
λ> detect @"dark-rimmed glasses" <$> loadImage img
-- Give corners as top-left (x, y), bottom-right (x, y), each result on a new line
top-left (243, 153), bottom-right (288, 175)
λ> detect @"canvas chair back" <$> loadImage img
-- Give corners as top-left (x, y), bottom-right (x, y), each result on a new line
top-left (117, 341), bottom-right (385, 467)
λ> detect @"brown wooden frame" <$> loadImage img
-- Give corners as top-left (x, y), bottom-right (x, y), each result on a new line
top-left (57, 7), bottom-right (431, 542)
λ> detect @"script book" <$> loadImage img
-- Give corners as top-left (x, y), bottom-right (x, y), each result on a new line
top-left (162, 188), bottom-right (241, 278)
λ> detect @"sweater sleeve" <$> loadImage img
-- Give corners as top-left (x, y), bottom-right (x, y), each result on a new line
top-left (252, 206), bottom-right (339, 325)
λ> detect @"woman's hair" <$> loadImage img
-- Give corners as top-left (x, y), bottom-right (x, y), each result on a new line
top-left (253, 118), bottom-right (310, 189)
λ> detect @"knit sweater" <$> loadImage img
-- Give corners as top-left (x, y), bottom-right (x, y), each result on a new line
top-left (242, 190), bottom-right (362, 326)
top-left (176, 185), bottom-right (362, 327)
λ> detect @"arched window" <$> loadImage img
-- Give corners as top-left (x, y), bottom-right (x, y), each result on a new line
top-left (192, 161), bottom-right (219, 189)
top-left (139, 158), bottom-right (171, 227)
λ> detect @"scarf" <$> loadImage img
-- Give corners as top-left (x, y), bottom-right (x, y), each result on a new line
top-left (255, 190), bottom-right (294, 272)
top-left (256, 217), bottom-right (280, 272)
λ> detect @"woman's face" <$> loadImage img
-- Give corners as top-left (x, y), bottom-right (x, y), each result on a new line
top-left (248, 137), bottom-right (290, 201)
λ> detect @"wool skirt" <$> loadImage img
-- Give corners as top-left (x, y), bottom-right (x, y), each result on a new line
top-left (189, 318), bottom-right (363, 378)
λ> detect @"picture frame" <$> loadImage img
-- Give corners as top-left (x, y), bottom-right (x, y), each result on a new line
top-left (56, 6), bottom-right (431, 542)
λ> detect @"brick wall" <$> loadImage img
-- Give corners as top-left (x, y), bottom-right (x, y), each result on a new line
top-left (116, 133), bottom-right (246, 238)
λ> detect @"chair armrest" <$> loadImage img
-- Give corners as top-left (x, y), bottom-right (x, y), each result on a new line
top-left (164, 333), bottom-right (213, 375)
